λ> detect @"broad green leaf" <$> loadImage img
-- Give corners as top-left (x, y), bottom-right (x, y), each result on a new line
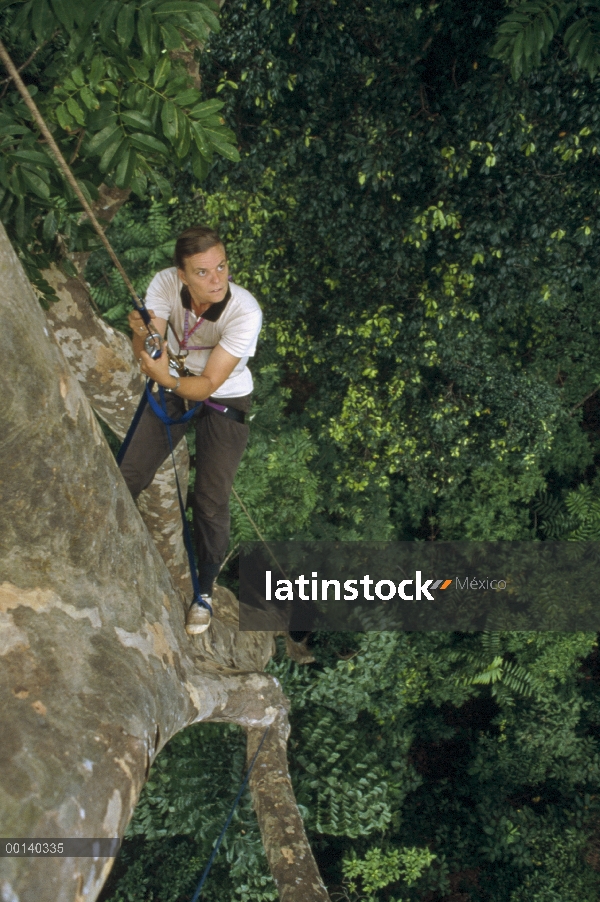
top-left (130, 173), bottom-right (147, 198)
top-left (191, 113), bottom-right (226, 129)
top-left (99, 135), bottom-right (125, 172)
top-left (137, 5), bottom-right (153, 58)
top-left (129, 132), bottom-right (169, 155)
top-left (192, 122), bottom-right (211, 158)
top-left (77, 179), bottom-right (97, 205)
top-left (206, 135), bottom-right (240, 163)
top-left (154, 1), bottom-right (198, 14)
top-left (161, 100), bottom-right (178, 141)
top-left (147, 93), bottom-right (160, 123)
top-left (129, 59), bottom-right (150, 82)
top-left (0, 123), bottom-right (29, 136)
top-left (21, 168), bottom-right (50, 199)
top-left (71, 66), bottom-right (85, 87)
top-left (31, 0), bottom-right (54, 42)
top-left (197, 4), bottom-right (220, 32)
top-left (577, 30), bottom-right (593, 68)
top-left (163, 74), bottom-right (191, 97)
top-left (12, 150), bottom-right (53, 166)
top-left (80, 86), bottom-right (100, 111)
top-left (160, 22), bottom-right (184, 49)
top-left (117, 2), bottom-right (135, 47)
top-left (115, 147), bottom-right (136, 188)
top-left (66, 96), bottom-right (86, 125)
top-left (85, 107), bottom-right (117, 131)
top-left (9, 169), bottom-right (23, 198)
top-left (188, 99), bottom-right (225, 119)
top-left (73, 0), bottom-right (99, 31)
top-left (120, 111), bottom-right (153, 132)
top-left (56, 104), bottom-right (74, 131)
top-left (134, 85), bottom-right (151, 108)
top-left (98, 0), bottom-right (119, 41)
top-left (153, 55), bottom-right (171, 89)
top-left (173, 88), bottom-right (199, 107)
top-left (175, 107), bottom-right (190, 158)
top-left (50, 0), bottom-right (75, 32)
top-left (123, 83), bottom-right (138, 109)
top-left (541, 13), bottom-right (554, 46)
top-left (191, 145), bottom-right (211, 181)
top-left (42, 209), bottom-right (57, 241)
top-left (179, 20), bottom-right (209, 43)
top-left (512, 28), bottom-right (525, 78)
top-left (152, 171), bottom-right (171, 198)
top-left (143, 14), bottom-right (161, 63)
top-left (202, 124), bottom-right (236, 144)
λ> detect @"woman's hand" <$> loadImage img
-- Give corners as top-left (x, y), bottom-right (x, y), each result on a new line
top-left (138, 344), bottom-right (172, 387)
top-left (128, 308), bottom-right (157, 336)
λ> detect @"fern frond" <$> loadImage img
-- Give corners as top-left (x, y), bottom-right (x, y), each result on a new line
top-left (565, 8), bottom-right (600, 78)
top-left (491, 1), bottom-right (579, 79)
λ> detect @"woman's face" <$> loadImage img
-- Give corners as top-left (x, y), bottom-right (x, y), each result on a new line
top-left (178, 243), bottom-right (229, 308)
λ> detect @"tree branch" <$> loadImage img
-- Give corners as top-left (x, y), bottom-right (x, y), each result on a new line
top-left (247, 723), bottom-right (331, 902)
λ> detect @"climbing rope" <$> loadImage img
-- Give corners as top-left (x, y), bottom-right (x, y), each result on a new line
top-left (190, 726), bottom-right (269, 902)
top-left (0, 39), bottom-right (156, 337)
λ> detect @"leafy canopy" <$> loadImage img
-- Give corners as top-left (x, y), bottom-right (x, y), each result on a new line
top-left (0, 0), bottom-right (237, 293)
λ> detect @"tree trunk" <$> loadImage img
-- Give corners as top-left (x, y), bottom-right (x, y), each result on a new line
top-left (0, 223), bottom-right (330, 902)
top-left (42, 262), bottom-right (193, 598)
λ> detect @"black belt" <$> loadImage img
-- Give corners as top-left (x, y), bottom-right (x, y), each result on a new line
top-left (203, 398), bottom-right (246, 424)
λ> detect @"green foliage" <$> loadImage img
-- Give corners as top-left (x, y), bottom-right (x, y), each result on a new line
top-left (187, 0), bottom-right (600, 539)
top-left (85, 200), bottom-right (175, 329)
top-left (492, 1), bottom-right (600, 80)
top-left (342, 845), bottom-right (436, 901)
top-left (101, 723), bottom-right (277, 902)
top-left (447, 631), bottom-right (542, 699)
top-left (537, 475), bottom-right (600, 538)
top-left (0, 0), bottom-right (238, 291)
top-left (229, 364), bottom-right (322, 545)
top-left (103, 629), bottom-right (600, 902)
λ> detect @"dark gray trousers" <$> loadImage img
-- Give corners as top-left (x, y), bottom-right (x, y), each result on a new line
top-left (119, 390), bottom-right (250, 594)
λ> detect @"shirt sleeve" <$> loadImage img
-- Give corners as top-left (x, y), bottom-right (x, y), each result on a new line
top-left (144, 269), bottom-right (178, 322)
top-left (218, 303), bottom-right (263, 359)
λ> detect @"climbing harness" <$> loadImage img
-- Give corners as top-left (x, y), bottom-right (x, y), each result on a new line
top-left (190, 726), bottom-right (270, 902)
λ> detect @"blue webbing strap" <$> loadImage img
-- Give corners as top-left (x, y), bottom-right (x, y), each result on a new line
top-left (190, 726), bottom-right (270, 902)
top-left (116, 298), bottom-right (158, 465)
top-left (158, 385), bottom-right (212, 614)
top-left (116, 389), bottom-right (149, 465)
top-left (116, 380), bottom-right (199, 465)
top-left (146, 381), bottom-right (202, 426)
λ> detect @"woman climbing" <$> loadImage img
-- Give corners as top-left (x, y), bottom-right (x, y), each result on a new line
top-left (119, 226), bottom-right (262, 635)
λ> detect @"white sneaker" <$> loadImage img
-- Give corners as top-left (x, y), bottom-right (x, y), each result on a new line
top-left (185, 596), bottom-right (212, 635)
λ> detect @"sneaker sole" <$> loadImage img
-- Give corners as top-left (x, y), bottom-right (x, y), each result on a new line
top-left (185, 621), bottom-right (211, 636)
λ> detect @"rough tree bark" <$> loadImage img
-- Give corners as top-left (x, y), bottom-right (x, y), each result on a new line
top-left (0, 222), bottom-right (330, 902)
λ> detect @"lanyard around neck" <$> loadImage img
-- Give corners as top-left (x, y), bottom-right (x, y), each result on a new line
top-left (175, 309), bottom-right (215, 352)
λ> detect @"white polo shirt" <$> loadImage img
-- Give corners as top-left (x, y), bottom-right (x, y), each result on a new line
top-left (145, 267), bottom-right (262, 399)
